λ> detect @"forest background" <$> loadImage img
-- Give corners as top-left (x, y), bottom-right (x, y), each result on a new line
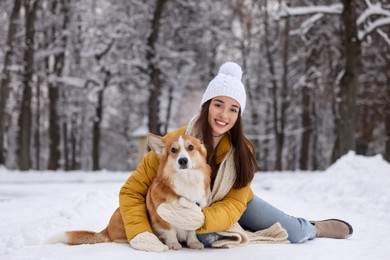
top-left (0, 0), bottom-right (389, 172)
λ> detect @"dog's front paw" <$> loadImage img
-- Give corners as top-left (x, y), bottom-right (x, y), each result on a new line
top-left (187, 241), bottom-right (204, 250)
top-left (167, 242), bottom-right (182, 250)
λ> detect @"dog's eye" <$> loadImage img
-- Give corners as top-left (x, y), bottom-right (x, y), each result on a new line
top-left (171, 147), bottom-right (177, 153)
top-left (188, 145), bottom-right (194, 151)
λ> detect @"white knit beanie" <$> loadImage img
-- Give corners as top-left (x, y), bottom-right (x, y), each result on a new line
top-left (200, 62), bottom-right (246, 115)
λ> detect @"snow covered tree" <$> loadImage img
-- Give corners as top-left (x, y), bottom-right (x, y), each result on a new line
top-left (0, 0), bottom-right (22, 165)
top-left (18, 0), bottom-right (40, 170)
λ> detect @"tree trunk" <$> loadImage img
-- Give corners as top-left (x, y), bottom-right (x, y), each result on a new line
top-left (235, 4), bottom-right (262, 165)
top-left (279, 16), bottom-right (290, 170)
top-left (63, 121), bottom-right (69, 170)
top-left (0, 0), bottom-right (22, 165)
top-left (18, 0), bottom-right (39, 170)
top-left (92, 40), bottom-right (114, 171)
top-left (263, 0), bottom-right (282, 171)
top-left (47, 0), bottom-right (70, 170)
top-left (71, 124), bottom-right (78, 170)
top-left (300, 84), bottom-right (311, 170)
top-left (333, 0), bottom-right (361, 161)
top-left (34, 77), bottom-right (41, 169)
top-left (299, 47), bottom-right (317, 170)
top-left (355, 102), bottom-right (377, 155)
top-left (245, 69), bottom-right (262, 165)
top-left (70, 110), bottom-right (81, 170)
top-left (48, 83), bottom-right (60, 169)
top-left (69, 12), bottom-right (83, 170)
top-left (386, 99), bottom-right (390, 163)
top-left (163, 85), bottom-right (173, 135)
top-left (311, 104), bottom-right (319, 170)
top-left (92, 88), bottom-right (104, 171)
top-left (146, 0), bottom-right (167, 136)
top-left (385, 60), bottom-right (390, 162)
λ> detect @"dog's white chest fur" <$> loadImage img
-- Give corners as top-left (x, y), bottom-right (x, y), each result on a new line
top-left (172, 169), bottom-right (208, 208)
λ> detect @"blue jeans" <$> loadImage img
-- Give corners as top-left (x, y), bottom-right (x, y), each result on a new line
top-left (198, 195), bottom-right (316, 246)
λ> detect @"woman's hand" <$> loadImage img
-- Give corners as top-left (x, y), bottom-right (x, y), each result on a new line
top-left (157, 197), bottom-right (205, 230)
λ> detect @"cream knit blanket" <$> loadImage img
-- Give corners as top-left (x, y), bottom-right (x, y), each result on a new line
top-left (185, 114), bottom-right (289, 248)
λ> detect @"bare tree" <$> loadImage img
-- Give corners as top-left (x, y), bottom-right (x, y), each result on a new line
top-left (47, 0), bottom-right (70, 170)
top-left (280, 0), bottom-right (390, 165)
top-left (299, 73), bottom-right (312, 170)
top-left (146, 0), bottom-right (168, 136)
top-left (0, 0), bottom-right (22, 165)
top-left (264, 10), bottom-right (291, 170)
top-left (386, 74), bottom-right (390, 162)
top-left (232, 0), bottom-right (263, 163)
top-left (18, 0), bottom-right (40, 170)
top-left (332, 0), bottom-right (362, 160)
top-left (263, 0), bottom-right (287, 171)
top-left (299, 38), bottom-right (323, 170)
top-left (92, 39), bottom-right (114, 171)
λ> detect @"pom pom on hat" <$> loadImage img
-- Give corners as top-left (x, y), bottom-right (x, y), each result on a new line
top-left (218, 62), bottom-right (243, 80)
top-left (200, 62), bottom-right (246, 115)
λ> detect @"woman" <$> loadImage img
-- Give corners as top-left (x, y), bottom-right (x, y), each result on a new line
top-left (120, 62), bottom-right (353, 252)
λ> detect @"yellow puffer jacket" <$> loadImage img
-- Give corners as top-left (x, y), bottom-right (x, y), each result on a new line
top-left (119, 126), bottom-right (255, 241)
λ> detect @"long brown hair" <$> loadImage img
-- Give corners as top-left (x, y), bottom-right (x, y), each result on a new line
top-left (196, 100), bottom-right (258, 189)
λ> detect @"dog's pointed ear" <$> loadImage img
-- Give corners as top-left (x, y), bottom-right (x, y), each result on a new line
top-left (147, 133), bottom-right (165, 157)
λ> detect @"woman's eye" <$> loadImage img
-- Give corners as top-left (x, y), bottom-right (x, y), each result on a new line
top-left (188, 145), bottom-right (194, 151)
top-left (171, 147), bottom-right (177, 153)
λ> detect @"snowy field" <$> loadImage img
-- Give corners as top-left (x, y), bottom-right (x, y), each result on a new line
top-left (1, 151), bottom-right (389, 260)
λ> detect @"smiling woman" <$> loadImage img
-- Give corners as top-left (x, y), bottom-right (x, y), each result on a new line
top-left (118, 62), bottom-right (353, 252)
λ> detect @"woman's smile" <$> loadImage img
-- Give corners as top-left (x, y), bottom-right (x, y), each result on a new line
top-left (215, 119), bottom-right (228, 127)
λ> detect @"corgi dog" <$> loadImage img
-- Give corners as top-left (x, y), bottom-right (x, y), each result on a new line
top-left (49, 133), bottom-right (211, 250)
top-left (146, 133), bottom-right (211, 250)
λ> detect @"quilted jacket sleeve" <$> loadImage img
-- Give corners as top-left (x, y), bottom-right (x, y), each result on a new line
top-left (197, 184), bottom-right (253, 234)
top-left (119, 151), bottom-right (159, 241)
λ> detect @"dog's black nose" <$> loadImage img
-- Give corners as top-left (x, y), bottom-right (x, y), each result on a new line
top-left (178, 157), bottom-right (188, 168)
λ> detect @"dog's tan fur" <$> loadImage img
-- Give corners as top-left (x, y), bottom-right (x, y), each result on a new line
top-left (50, 134), bottom-right (210, 250)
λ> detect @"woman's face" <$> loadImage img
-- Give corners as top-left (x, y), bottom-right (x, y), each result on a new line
top-left (208, 96), bottom-right (240, 136)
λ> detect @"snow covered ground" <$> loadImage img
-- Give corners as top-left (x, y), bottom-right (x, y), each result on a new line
top-left (1, 151), bottom-right (389, 260)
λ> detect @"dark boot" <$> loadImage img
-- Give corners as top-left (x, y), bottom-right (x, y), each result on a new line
top-left (311, 219), bottom-right (353, 239)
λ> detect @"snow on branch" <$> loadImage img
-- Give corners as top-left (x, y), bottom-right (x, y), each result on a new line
top-left (359, 17), bottom-right (390, 41)
top-left (279, 3), bottom-right (342, 38)
top-left (279, 1), bottom-right (390, 46)
top-left (357, 2), bottom-right (390, 25)
top-left (290, 13), bottom-right (324, 36)
top-left (48, 75), bottom-right (100, 89)
top-left (278, 3), bottom-right (342, 17)
top-left (49, 75), bottom-right (86, 88)
top-left (357, 1), bottom-right (390, 42)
